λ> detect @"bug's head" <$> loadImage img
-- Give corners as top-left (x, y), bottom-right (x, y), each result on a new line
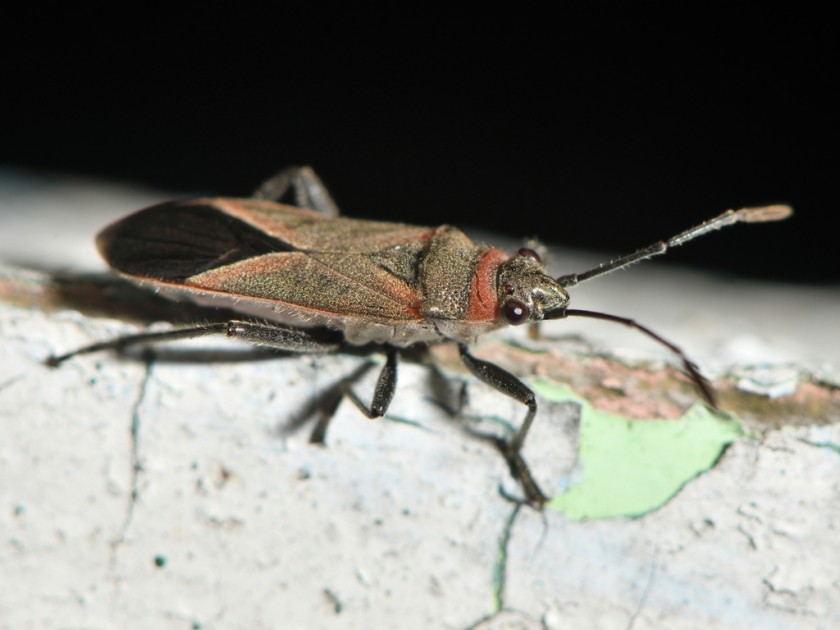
top-left (497, 248), bottom-right (570, 325)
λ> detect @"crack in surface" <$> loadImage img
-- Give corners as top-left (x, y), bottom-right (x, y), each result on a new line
top-left (492, 502), bottom-right (522, 613)
top-left (0, 373), bottom-right (24, 394)
top-left (761, 568), bottom-right (816, 616)
top-left (797, 437), bottom-right (840, 455)
top-left (626, 546), bottom-right (658, 630)
top-left (466, 501), bottom-right (527, 629)
top-left (109, 352), bottom-right (155, 566)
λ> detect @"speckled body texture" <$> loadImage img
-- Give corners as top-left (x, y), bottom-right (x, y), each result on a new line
top-left (96, 198), bottom-right (513, 346)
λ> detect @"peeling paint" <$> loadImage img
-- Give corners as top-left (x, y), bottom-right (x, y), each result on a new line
top-left (530, 379), bottom-right (742, 519)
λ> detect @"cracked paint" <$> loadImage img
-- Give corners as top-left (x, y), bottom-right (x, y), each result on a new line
top-left (466, 500), bottom-right (548, 629)
top-left (491, 502), bottom-right (521, 613)
top-left (797, 431), bottom-right (840, 456)
top-left (626, 547), bottom-right (658, 630)
top-left (0, 373), bottom-right (25, 394)
top-left (530, 379), bottom-right (742, 519)
top-left (109, 354), bottom-right (154, 565)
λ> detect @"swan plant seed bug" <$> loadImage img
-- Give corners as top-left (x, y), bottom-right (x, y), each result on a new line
top-left (47, 166), bottom-right (792, 504)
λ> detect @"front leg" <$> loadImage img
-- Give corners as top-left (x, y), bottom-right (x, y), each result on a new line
top-left (458, 344), bottom-right (548, 506)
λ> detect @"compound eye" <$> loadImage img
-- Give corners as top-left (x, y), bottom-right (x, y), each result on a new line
top-left (502, 299), bottom-right (530, 325)
top-left (517, 247), bottom-right (542, 264)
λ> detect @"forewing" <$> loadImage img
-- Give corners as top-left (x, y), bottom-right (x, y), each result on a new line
top-left (188, 252), bottom-right (423, 321)
top-left (97, 198), bottom-right (433, 322)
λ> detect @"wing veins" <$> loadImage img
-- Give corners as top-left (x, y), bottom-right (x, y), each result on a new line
top-left (301, 250), bottom-right (416, 309)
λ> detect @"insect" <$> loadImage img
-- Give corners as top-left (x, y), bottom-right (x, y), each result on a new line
top-left (47, 166), bottom-right (792, 504)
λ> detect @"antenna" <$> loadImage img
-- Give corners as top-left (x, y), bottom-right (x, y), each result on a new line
top-left (557, 205), bottom-right (792, 288)
top-left (547, 308), bottom-right (718, 408)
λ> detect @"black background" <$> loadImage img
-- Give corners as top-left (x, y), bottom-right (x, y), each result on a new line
top-left (3, 14), bottom-right (834, 283)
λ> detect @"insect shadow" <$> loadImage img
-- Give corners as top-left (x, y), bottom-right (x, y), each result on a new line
top-left (31, 270), bottom-right (477, 441)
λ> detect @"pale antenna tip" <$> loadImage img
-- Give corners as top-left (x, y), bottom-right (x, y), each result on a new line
top-left (738, 204), bottom-right (793, 223)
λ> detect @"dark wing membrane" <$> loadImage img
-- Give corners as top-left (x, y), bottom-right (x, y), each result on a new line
top-left (96, 200), bottom-right (297, 281)
top-left (98, 198), bottom-right (436, 281)
top-left (97, 198), bottom-right (434, 322)
top-left (187, 252), bottom-right (423, 321)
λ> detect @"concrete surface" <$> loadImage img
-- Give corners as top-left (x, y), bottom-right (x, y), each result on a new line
top-left (1, 171), bottom-right (838, 629)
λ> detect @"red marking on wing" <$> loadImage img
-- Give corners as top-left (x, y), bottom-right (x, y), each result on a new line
top-left (466, 249), bottom-right (506, 322)
top-left (185, 252), bottom-right (424, 322)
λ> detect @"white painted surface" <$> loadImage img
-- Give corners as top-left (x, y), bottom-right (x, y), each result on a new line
top-left (1, 172), bottom-right (838, 629)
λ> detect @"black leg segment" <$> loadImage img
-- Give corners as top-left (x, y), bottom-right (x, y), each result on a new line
top-left (458, 344), bottom-right (547, 505)
top-left (252, 166), bottom-right (340, 217)
top-left (342, 347), bottom-right (399, 419)
top-left (46, 320), bottom-right (341, 367)
top-left (458, 344), bottom-right (536, 451)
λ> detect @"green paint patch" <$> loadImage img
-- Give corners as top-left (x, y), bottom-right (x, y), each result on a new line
top-left (530, 379), bottom-right (742, 520)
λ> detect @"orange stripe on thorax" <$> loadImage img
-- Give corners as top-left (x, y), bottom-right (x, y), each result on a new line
top-left (466, 248), bottom-right (507, 322)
